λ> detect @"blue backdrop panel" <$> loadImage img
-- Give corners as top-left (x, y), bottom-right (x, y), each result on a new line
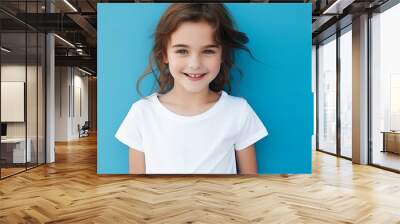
top-left (97, 3), bottom-right (312, 174)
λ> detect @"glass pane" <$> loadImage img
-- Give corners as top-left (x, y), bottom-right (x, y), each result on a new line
top-left (340, 28), bottom-right (352, 158)
top-left (390, 75), bottom-right (400, 130)
top-left (27, 31), bottom-right (38, 169)
top-left (318, 36), bottom-right (337, 154)
top-left (371, 3), bottom-right (400, 171)
top-left (1, 1), bottom-right (46, 178)
top-left (1, 32), bottom-right (27, 178)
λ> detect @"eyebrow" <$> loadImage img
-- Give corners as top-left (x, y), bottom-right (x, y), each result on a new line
top-left (172, 44), bottom-right (220, 48)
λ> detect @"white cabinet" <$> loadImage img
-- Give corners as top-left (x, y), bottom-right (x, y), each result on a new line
top-left (1, 138), bottom-right (32, 163)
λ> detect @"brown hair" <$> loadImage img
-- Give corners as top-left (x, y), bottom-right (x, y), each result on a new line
top-left (136, 3), bottom-right (253, 96)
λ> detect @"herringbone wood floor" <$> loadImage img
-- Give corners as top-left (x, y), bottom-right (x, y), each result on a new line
top-left (1, 134), bottom-right (400, 223)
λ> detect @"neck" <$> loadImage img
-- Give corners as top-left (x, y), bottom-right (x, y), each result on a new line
top-left (167, 86), bottom-right (217, 106)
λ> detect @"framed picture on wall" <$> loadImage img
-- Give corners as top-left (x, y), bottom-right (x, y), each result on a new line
top-left (1, 81), bottom-right (25, 122)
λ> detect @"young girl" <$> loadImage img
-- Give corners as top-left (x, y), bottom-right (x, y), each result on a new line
top-left (115, 3), bottom-right (267, 174)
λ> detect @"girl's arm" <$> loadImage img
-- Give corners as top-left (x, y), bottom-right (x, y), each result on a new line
top-left (235, 145), bottom-right (258, 174)
top-left (129, 148), bottom-right (145, 174)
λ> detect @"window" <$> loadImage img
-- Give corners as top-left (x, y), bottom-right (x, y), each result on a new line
top-left (371, 2), bottom-right (400, 171)
top-left (317, 35), bottom-right (337, 154)
top-left (339, 27), bottom-right (352, 158)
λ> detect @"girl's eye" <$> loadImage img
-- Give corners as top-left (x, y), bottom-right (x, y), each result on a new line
top-left (176, 49), bottom-right (188, 55)
top-left (203, 49), bottom-right (216, 54)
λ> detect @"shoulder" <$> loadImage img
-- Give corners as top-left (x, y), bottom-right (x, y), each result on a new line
top-left (222, 93), bottom-right (255, 123)
top-left (127, 93), bottom-right (158, 114)
top-left (222, 92), bottom-right (249, 110)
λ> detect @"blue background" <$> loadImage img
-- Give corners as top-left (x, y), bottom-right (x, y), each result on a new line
top-left (97, 3), bottom-right (312, 174)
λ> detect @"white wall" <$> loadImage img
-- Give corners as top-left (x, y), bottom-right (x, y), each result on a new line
top-left (55, 67), bottom-right (89, 141)
top-left (55, 66), bottom-right (69, 141)
top-left (71, 72), bottom-right (89, 139)
top-left (1, 65), bottom-right (41, 138)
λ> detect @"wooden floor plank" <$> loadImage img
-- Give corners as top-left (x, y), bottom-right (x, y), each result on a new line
top-left (1, 134), bottom-right (400, 223)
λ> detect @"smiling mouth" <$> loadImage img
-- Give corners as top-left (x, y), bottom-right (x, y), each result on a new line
top-left (184, 73), bottom-right (206, 78)
top-left (183, 73), bottom-right (207, 81)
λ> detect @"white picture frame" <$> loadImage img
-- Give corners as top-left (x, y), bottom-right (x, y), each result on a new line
top-left (1, 81), bottom-right (25, 122)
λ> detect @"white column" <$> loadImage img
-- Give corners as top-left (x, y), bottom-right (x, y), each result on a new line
top-left (312, 45), bottom-right (317, 151)
top-left (46, 33), bottom-right (55, 163)
top-left (46, 1), bottom-right (55, 163)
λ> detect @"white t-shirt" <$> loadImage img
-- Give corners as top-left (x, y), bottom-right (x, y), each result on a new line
top-left (115, 91), bottom-right (268, 174)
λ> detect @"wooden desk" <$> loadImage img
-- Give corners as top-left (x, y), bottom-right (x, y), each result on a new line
top-left (381, 131), bottom-right (400, 154)
top-left (1, 138), bottom-right (32, 163)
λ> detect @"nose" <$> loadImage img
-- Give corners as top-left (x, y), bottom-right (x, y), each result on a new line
top-left (188, 55), bottom-right (201, 70)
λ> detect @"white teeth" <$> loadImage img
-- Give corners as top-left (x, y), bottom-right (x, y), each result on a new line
top-left (187, 73), bottom-right (204, 78)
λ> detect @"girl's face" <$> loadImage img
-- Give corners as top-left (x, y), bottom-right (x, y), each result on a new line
top-left (165, 21), bottom-right (222, 93)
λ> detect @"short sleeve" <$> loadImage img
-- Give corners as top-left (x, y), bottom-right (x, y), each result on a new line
top-left (234, 101), bottom-right (268, 151)
top-left (115, 103), bottom-right (144, 151)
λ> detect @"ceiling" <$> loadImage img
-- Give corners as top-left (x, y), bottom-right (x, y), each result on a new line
top-left (0, 0), bottom-right (394, 75)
